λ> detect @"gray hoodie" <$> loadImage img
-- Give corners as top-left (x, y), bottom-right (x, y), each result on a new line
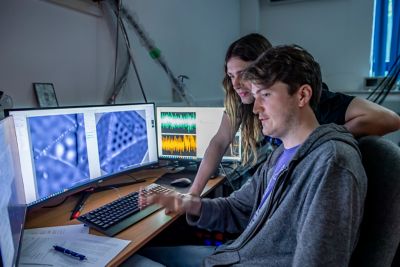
top-left (187, 124), bottom-right (367, 267)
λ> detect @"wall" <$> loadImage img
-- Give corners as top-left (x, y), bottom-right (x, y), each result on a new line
top-left (117, 0), bottom-right (240, 106)
top-left (0, 0), bottom-right (240, 108)
top-left (0, 0), bottom-right (113, 107)
top-left (240, 0), bottom-right (260, 34)
top-left (0, 0), bottom-right (378, 107)
top-left (259, 0), bottom-right (374, 92)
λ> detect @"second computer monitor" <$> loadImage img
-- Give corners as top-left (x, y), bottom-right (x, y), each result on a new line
top-left (156, 107), bottom-right (241, 162)
top-left (7, 103), bottom-right (158, 208)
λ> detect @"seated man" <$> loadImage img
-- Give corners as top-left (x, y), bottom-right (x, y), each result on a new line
top-left (127, 45), bottom-right (368, 267)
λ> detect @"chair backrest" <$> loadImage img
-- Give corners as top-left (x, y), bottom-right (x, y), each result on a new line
top-left (350, 136), bottom-right (400, 267)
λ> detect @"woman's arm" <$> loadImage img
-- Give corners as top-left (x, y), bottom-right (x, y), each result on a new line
top-left (344, 97), bottom-right (400, 137)
top-left (189, 113), bottom-right (237, 196)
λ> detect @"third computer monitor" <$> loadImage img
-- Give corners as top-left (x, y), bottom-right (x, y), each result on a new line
top-left (156, 106), bottom-right (241, 162)
top-left (0, 117), bottom-right (26, 267)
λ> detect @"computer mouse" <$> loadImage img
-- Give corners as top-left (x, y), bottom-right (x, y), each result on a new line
top-left (170, 177), bottom-right (192, 188)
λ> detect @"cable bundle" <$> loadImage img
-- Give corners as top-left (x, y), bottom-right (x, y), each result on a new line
top-left (367, 54), bottom-right (400, 104)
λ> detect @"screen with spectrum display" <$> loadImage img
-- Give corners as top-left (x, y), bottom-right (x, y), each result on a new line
top-left (156, 107), bottom-right (241, 162)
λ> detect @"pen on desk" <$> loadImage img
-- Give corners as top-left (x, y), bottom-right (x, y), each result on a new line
top-left (53, 245), bottom-right (87, 261)
top-left (70, 191), bottom-right (89, 220)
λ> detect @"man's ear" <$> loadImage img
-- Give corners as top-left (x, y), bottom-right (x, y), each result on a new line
top-left (297, 84), bottom-right (312, 108)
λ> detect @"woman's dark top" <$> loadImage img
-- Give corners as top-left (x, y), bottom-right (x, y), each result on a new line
top-left (316, 84), bottom-right (355, 125)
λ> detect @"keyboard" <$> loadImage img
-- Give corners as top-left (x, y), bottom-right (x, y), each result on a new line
top-left (77, 183), bottom-right (172, 236)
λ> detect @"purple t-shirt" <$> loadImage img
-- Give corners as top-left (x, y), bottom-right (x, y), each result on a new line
top-left (248, 145), bottom-right (299, 227)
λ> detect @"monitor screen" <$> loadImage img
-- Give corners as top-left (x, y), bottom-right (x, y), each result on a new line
top-left (156, 107), bottom-right (241, 162)
top-left (0, 117), bottom-right (27, 267)
top-left (6, 103), bottom-right (158, 207)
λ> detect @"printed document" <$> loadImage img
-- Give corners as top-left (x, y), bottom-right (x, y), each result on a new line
top-left (19, 225), bottom-right (130, 266)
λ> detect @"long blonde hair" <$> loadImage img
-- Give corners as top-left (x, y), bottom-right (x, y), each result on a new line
top-left (222, 33), bottom-right (272, 166)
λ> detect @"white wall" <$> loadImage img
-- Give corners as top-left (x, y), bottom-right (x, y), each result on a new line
top-left (118, 0), bottom-right (240, 106)
top-left (0, 0), bottom-right (240, 108)
top-left (259, 0), bottom-right (374, 92)
top-left (0, 0), bottom-right (395, 111)
top-left (0, 0), bottom-right (113, 107)
top-left (240, 0), bottom-right (260, 34)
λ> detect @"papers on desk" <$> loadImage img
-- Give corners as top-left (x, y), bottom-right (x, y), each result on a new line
top-left (19, 225), bottom-right (130, 267)
top-left (24, 224), bottom-right (89, 236)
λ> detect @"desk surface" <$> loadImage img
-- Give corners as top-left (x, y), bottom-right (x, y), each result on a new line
top-left (25, 168), bottom-right (224, 266)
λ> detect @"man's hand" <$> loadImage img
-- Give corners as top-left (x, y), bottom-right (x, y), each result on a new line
top-left (140, 188), bottom-right (202, 216)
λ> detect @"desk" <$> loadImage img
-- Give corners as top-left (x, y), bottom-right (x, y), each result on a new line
top-left (25, 168), bottom-right (224, 266)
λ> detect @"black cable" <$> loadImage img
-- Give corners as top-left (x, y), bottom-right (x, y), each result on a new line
top-left (128, 49), bottom-right (148, 103)
top-left (119, 7), bottom-right (193, 105)
top-left (107, 1), bottom-right (148, 103)
top-left (375, 57), bottom-right (397, 103)
top-left (219, 163), bottom-right (236, 191)
top-left (367, 54), bottom-right (400, 104)
top-left (117, 9), bottom-right (148, 103)
top-left (379, 70), bottom-right (399, 104)
top-left (111, 0), bottom-right (122, 103)
top-left (220, 165), bottom-right (235, 170)
top-left (42, 196), bottom-right (71, 208)
top-left (220, 164), bottom-right (242, 180)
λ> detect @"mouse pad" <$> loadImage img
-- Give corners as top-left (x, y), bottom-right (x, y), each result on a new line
top-left (154, 171), bottom-right (196, 193)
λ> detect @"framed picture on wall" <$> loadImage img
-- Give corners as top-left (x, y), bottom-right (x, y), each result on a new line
top-left (33, 83), bottom-right (59, 107)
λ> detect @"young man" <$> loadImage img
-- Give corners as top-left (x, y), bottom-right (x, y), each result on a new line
top-left (129, 45), bottom-right (368, 267)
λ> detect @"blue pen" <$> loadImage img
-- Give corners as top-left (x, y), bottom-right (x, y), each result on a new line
top-left (53, 245), bottom-right (87, 261)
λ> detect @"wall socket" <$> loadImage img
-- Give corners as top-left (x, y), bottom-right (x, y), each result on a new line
top-left (364, 76), bottom-right (385, 91)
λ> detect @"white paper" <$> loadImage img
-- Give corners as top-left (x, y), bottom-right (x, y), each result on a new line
top-left (19, 233), bottom-right (130, 267)
top-left (24, 224), bottom-right (89, 236)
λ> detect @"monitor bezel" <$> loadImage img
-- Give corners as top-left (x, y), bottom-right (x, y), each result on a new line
top-left (5, 102), bottom-right (159, 210)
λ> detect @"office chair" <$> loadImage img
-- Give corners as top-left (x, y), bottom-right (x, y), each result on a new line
top-left (350, 136), bottom-right (400, 267)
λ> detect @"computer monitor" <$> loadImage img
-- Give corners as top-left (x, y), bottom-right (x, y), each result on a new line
top-left (156, 107), bottom-right (241, 162)
top-left (6, 103), bottom-right (158, 208)
top-left (0, 117), bottom-right (27, 267)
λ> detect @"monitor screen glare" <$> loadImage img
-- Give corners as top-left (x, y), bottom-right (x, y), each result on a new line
top-left (8, 103), bottom-right (158, 207)
top-left (156, 107), bottom-right (241, 162)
